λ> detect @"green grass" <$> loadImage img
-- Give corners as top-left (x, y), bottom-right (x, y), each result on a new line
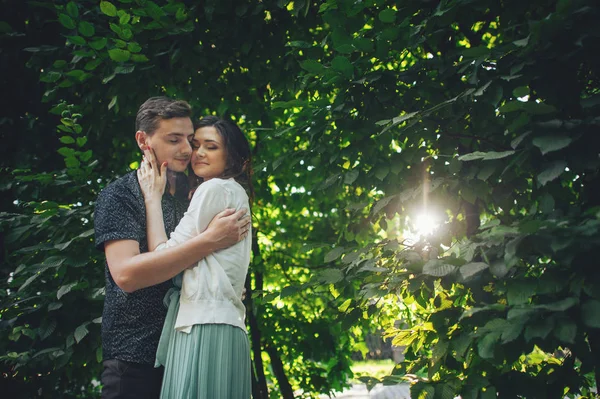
top-left (350, 359), bottom-right (396, 381)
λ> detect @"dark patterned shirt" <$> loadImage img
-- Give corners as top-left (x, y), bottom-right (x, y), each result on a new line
top-left (94, 171), bottom-right (188, 365)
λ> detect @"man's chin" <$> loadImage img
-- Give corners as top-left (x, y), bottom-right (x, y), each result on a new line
top-left (166, 160), bottom-right (190, 173)
top-left (167, 165), bottom-right (189, 173)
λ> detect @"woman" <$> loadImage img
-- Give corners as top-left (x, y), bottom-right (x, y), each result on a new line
top-left (137, 115), bottom-right (253, 398)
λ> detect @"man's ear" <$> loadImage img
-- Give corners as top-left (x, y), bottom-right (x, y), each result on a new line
top-left (135, 130), bottom-right (149, 151)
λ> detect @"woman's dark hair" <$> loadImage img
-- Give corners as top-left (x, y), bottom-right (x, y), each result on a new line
top-left (191, 116), bottom-right (254, 202)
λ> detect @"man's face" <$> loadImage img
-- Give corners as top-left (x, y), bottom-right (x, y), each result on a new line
top-left (144, 117), bottom-right (194, 173)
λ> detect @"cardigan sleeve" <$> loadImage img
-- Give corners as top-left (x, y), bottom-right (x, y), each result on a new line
top-left (157, 179), bottom-right (229, 250)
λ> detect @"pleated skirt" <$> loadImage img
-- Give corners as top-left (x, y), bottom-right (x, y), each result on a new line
top-left (159, 302), bottom-right (251, 399)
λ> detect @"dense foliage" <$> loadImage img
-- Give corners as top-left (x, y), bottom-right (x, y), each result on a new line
top-left (1, 0), bottom-right (599, 398)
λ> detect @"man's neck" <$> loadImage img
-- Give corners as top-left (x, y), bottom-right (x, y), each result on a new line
top-left (167, 170), bottom-right (178, 196)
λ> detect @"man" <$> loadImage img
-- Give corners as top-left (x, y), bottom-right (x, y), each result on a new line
top-left (94, 97), bottom-right (250, 398)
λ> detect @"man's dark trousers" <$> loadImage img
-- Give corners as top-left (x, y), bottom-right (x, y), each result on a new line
top-left (101, 359), bottom-right (164, 399)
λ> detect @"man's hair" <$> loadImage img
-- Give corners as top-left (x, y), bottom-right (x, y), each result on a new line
top-left (135, 96), bottom-right (192, 135)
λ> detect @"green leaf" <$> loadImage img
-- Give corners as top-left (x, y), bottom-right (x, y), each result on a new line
top-left (108, 48), bottom-right (131, 62)
top-left (100, 1), bottom-right (118, 17)
top-left (459, 262), bottom-right (489, 280)
top-left (280, 285), bottom-right (299, 299)
top-left (501, 319), bottom-right (526, 343)
top-left (39, 320), bottom-right (57, 341)
top-left (537, 161), bottom-right (566, 186)
top-left (525, 318), bottom-right (553, 341)
top-left (513, 36), bottom-right (530, 47)
top-left (378, 9), bottom-right (396, 23)
top-left (109, 22), bottom-right (122, 35)
top-left (84, 58), bottom-right (102, 71)
top-left (459, 150), bottom-right (515, 161)
top-left (512, 86), bottom-right (530, 98)
top-left (78, 21), bottom-right (95, 37)
top-left (461, 46), bottom-right (491, 59)
top-left (58, 14), bottom-right (76, 30)
top-left (522, 101), bottom-right (556, 115)
top-left (553, 319), bottom-right (576, 344)
top-left (65, 69), bottom-right (85, 79)
top-left (66, 2), bottom-right (79, 18)
top-left (507, 280), bottom-right (536, 305)
top-left (477, 332), bottom-right (500, 359)
top-left (434, 383), bottom-right (456, 399)
top-left (300, 59), bottom-right (325, 74)
top-left (391, 112), bottom-right (418, 126)
top-left (316, 268), bottom-right (344, 284)
top-left (40, 71), bottom-right (62, 83)
top-left (146, 1), bottom-right (166, 20)
top-left (538, 297), bottom-right (577, 312)
top-left (325, 246), bottom-right (345, 263)
top-left (67, 35), bottom-right (86, 46)
top-left (113, 39), bottom-right (127, 48)
top-left (335, 44), bottom-right (355, 54)
top-left (353, 37), bottom-right (374, 52)
top-left (331, 56), bottom-right (353, 78)
top-left (18, 273), bottom-right (41, 292)
top-left (344, 169), bottom-right (359, 185)
top-left (89, 37), bottom-right (107, 50)
top-left (131, 54), bottom-right (149, 63)
top-left (422, 261), bottom-right (457, 277)
top-left (371, 195), bottom-right (396, 216)
top-left (175, 7), bottom-right (188, 21)
top-left (119, 12), bottom-right (131, 25)
top-left (581, 299), bottom-right (600, 328)
top-left (287, 40), bottom-right (312, 48)
top-left (411, 382), bottom-right (435, 399)
top-left (59, 136), bottom-right (75, 144)
top-left (0, 21), bottom-right (12, 33)
top-left (532, 135), bottom-right (572, 155)
top-left (338, 298), bottom-right (352, 312)
top-left (119, 28), bottom-right (133, 41)
top-left (57, 282), bottom-right (77, 300)
top-left (511, 131), bottom-right (531, 149)
top-left (498, 100), bottom-right (522, 113)
top-left (127, 42), bottom-right (142, 53)
top-left (108, 96), bottom-right (118, 110)
top-left (74, 323), bottom-right (89, 343)
top-left (481, 387), bottom-right (498, 399)
top-left (57, 147), bottom-right (75, 157)
top-left (374, 166), bottom-right (389, 180)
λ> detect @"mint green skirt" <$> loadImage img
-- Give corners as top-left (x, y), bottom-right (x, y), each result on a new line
top-left (156, 288), bottom-right (251, 399)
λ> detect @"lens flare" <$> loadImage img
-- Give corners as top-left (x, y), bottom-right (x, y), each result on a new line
top-left (414, 213), bottom-right (439, 237)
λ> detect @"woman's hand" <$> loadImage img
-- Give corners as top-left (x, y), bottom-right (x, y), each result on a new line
top-left (137, 147), bottom-right (167, 204)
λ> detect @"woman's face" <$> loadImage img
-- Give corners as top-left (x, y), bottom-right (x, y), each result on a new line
top-left (190, 126), bottom-right (227, 181)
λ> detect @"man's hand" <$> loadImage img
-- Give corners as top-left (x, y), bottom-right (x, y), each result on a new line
top-left (205, 208), bottom-right (251, 250)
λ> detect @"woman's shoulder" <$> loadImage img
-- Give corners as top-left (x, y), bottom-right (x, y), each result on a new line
top-left (192, 178), bottom-right (231, 198)
top-left (191, 178), bottom-right (247, 203)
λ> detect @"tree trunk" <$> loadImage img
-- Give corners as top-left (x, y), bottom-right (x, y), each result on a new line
top-left (266, 344), bottom-right (295, 399)
top-left (246, 271), bottom-right (268, 399)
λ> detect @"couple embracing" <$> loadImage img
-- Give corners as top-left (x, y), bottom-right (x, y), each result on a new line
top-left (94, 97), bottom-right (253, 398)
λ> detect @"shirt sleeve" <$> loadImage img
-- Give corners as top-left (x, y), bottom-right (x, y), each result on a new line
top-left (94, 184), bottom-right (144, 251)
top-left (160, 180), bottom-right (229, 250)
